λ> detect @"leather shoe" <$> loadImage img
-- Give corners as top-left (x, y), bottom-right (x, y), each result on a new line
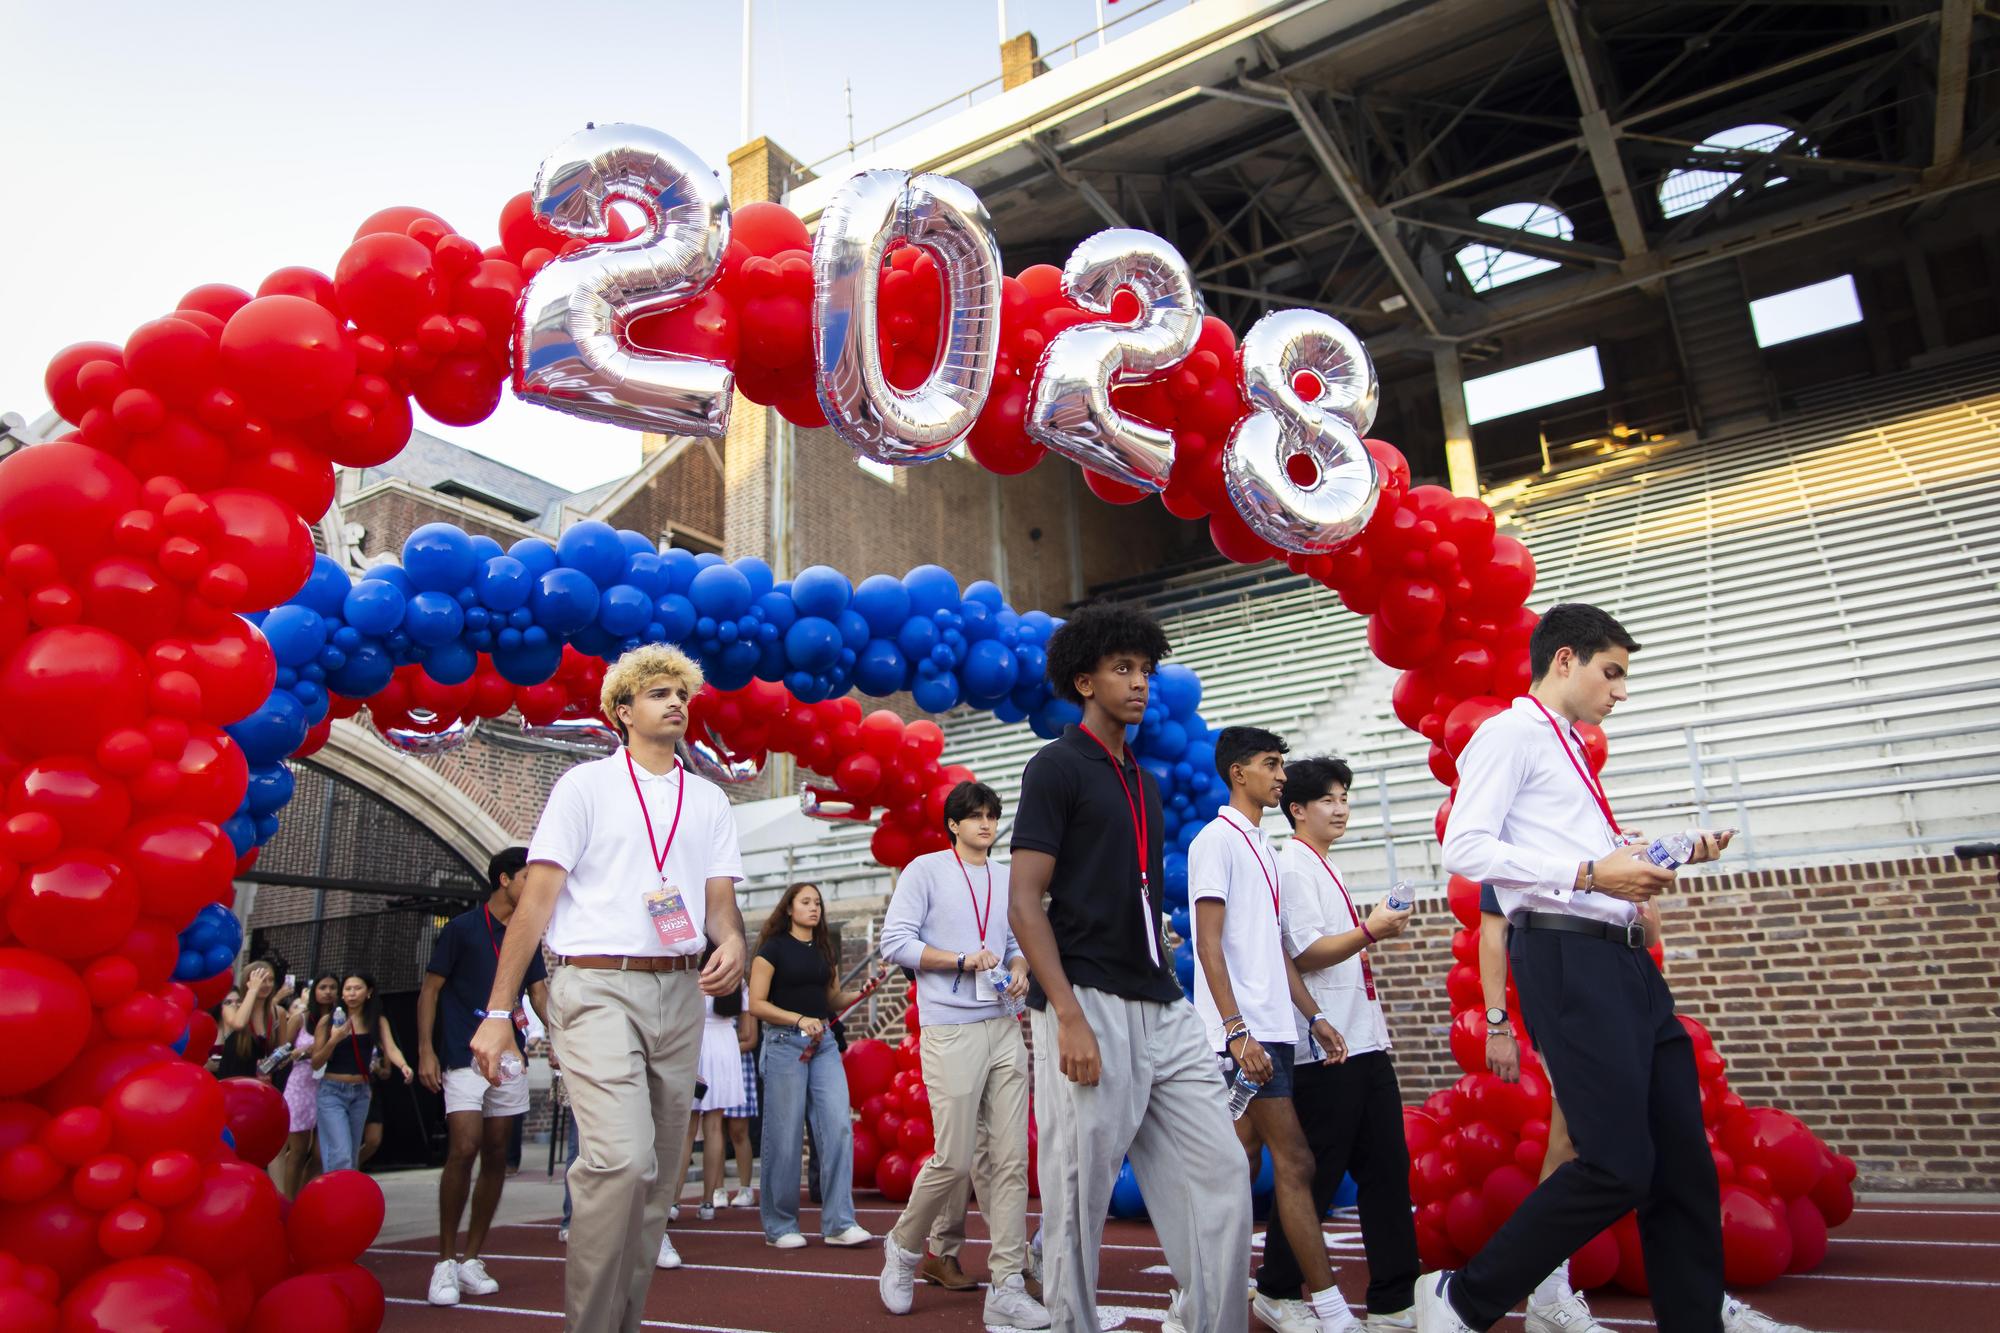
top-left (919, 1252), bottom-right (977, 1291)
top-left (1023, 1272), bottom-right (1043, 1304)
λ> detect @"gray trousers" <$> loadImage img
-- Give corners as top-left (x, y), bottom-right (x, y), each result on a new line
top-left (547, 966), bottom-right (702, 1333)
top-left (1032, 987), bottom-right (1250, 1333)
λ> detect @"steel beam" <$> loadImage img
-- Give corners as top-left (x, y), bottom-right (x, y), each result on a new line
top-left (1548, 0), bottom-right (1650, 260)
top-left (1242, 73), bottom-right (1448, 336)
top-left (1027, 138), bottom-right (1126, 229)
top-left (1201, 282), bottom-right (1378, 321)
top-left (1933, 0), bottom-right (1975, 174)
top-left (1397, 210), bottom-right (1619, 266)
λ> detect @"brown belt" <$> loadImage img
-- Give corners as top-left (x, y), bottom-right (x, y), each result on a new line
top-left (559, 954), bottom-right (701, 973)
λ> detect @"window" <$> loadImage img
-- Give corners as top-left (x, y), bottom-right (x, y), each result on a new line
top-left (1455, 202), bottom-right (1575, 292)
top-left (1658, 123), bottom-right (1806, 219)
top-left (858, 456), bottom-right (899, 485)
top-left (1750, 274), bottom-right (1862, 348)
top-left (1463, 347), bottom-right (1605, 425)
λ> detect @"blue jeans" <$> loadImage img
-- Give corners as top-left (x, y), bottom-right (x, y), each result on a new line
top-left (316, 1079), bottom-right (371, 1171)
top-left (758, 1026), bottom-right (855, 1240)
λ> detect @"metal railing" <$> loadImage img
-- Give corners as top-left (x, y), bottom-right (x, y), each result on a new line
top-left (1534, 384), bottom-right (1696, 471)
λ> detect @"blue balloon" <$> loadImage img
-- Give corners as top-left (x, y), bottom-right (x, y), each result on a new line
top-left (661, 547), bottom-right (699, 594)
top-left (509, 537), bottom-right (559, 579)
top-left (852, 639), bottom-right (908, 696)
top-left (296, 556), bottom-right (352, 619)
top-left (784, 616), bottom-right (842, 673)
top-left (1168, 906), bottom-right (1191, 940)
top-left (342, 580), bottom-right (406, 636)
top-left (403, 589), bottom-right (464, 646)
top-left (467, 534), bottom-right (504, 565)
top-left (1154, 663), bottom-right (1203, 720)
top-left (1331, 1173), bottom-right (1358, 1213)
top-left (903, 564), bottom-right (961, 619)
top-left (173, 949), bottom-right (204, 981)
top-left (961, 639), bottom-right (1020, 701)
top-left (261, 605), bottom-right (326, 667)
top-left (896, 614), bottom-right (938, 662)
top-left (1151, 720), bottom-right (1189, 762)
top-left (852, 574), bottom-right (911, 638)
top-left (755, 591), bottom-right (798, 637)
top-left (404, 522), bottom-right (478, 592)
top-left (689, 563), bottom-right (754, 620)
top-left (476, 556), bottom-right (533, 612)
top-left (1252, 1147), bottom-right (1275, 1200)
top-left (533, 568), bottom-right (601, 635)
top-left (958, 599), bottom-right (995, 640)
top-left (244, 762), bottom-right (295, 816)
top-left (835, 609), bottom-right (870, 652)
top-left (616, 528), bottom-right (655, 561)
top-left (325, 643), bottom-right (393, 697)
top-left (1109, 1160), bottom-right (1147, 1219)
top-left (570, 624), bottom-right (619, 659)
top-left (791, 565), bottom-right (853, 619)
top-left (1173, 941), bottom-right (1195, 991)
top-left (227, 691), bottom-right (308, 766)
top-left (493, 636), bottom-right (563, 686)
top-left (421, 640), bottom-right (478, 685)
top-left (963, 579), bottom-right (1004, 609)
top-left (361, 562), bottom-right (413, 598)
top-left (656, 593), bottom-right (698, 644)
top-left (735, 557), bottom-right (775, 601)
top-left (912, 670), bottom-right (960, 713)
top-left (1019, 609), bottom-right (1056, 644)
top-left (1163, 851), bottom-right (1189, 898)
top-left (598, 584), bottom-right (652, 637)
top-left (558, 520), bottom-right (628, 588)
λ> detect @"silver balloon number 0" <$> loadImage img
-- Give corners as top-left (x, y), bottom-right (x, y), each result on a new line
top-left (1223, 309), bottom-right (1382, 554)
top-left (514, 124), bottom-right (735, 436)
top-left (813, 170), bottom-right (1002, 464)
top-left (1025, 229), bottom-right (1203, 492)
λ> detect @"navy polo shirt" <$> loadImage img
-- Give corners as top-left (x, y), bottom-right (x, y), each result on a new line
top-left (1010, 725), bottom-right (1181, 1008)
top-left (426, 905), bottom-right (548, 1069)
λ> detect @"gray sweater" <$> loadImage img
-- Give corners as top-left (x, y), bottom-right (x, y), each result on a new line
top-left (879, 849), bottom-right (1022, 1024)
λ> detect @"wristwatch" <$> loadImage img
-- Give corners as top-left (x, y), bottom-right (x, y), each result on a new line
top-left (1485, 1006), bottom-right (1508, 1029)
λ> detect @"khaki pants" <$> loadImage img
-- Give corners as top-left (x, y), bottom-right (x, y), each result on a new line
top-left (547, 966), bottom-right (702, 1333)
top-left (889, 1016), bottom-right (1032, 1282)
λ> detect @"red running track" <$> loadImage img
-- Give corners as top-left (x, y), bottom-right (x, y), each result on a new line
top-left (369, 1193), bottom-right (1998, 1331)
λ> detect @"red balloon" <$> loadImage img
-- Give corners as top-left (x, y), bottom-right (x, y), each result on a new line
top-left (1443, 1187), bottom-right (1495, 1255)
top-left (1442, 696), bottom-right (1507, 758)
top-left (1447, 876), bottom-right (1483, 931)
top-left (246, 1273), bottom-right (350, 1333)
top-left (163, 1161), bottom-right (282, 1278)
top-left (1722, 1108), bottom-right (1824, 1200)
top-left (104, 1062), bottom-right (223, 1161)
top-left (217, 297), bottom-right (354, 421)
top-left (875, 1150), bottom-right (916, 1203)
top-left (0, 1285), bottom-right (56, 1331)
top-left (1411, 1150), bottom-right (1463, 1205)
top-left (1448, 1008), bottom-right (1489, 1075)
top-left (116, 819), bottom-right (235, 924)
top-left (6, 851), bottom-right (139, 962)
top-left (1568, 1227), bottom-right (1619, 1291)
top-left (733, 201), bottom-right (812, 258)
top-left (37, 1041), bottom-right (175, 1114)
top-left (124, 319), bottom-right (221, 407)
top-left (83, 557), bottom-right (185, 648)
top-left (201, 489), bottom-right (313, 611)
top-left (0, 1192), bottom-right (103, 1288)
top-left (12, 759), bottom-right (132, 848)
top-left (1379, 577), bottom-right (1447, 638)
top-left (0, 626), bottom-right (149, 760)
top-left (316, 1263), bottom-right (384, 1333)
top-left (333, 233), bottom-right (442, 337)
top-left (1808, 1168), bottom-right (1853, 1227)
top-left (286, 1170), bottom-right (384, 1268)
top-left (39, 1107), bottom-right (109, 1167)
top-left (0, 444), bottom-right (141, 575)
top-left (234, 436), bottom-right (335, 524)
top-left (134, 1151), bottom-right (202, 1211)
top-left (0, 951), bottom-right (90, 1096)
top-left (1784, 1193), bottom-right (1828, 1274)
top-left (1456, 1120), bottom-right (1516, 1177)
top-left (841, 1039), bottom-right (897, 1108)
top-left (1470, 535), bottom-right (1536, 612)
top-left (413, 355), bottom-right (504, 428)
top-left (58, 1254), bottom-right (223, 1331)
top-left (1366, 615), bottom-right (1441, 672)
top-left (851, 1127), bottom-right (882, 1189)
top-left (1479, 1163), bottom-right (1536, 1230)
top-left (1435, 640), bottom-right (1496, 699)
top-left (71, 1153), bottom-right (137, 1210)
top-left (215, 1079), bottom-right (287, 1170)
top-left (896, 1117), bottom-right (934, 1160)
top-left (1720, 1183), bottom-right (1793, 1287)
top-left (1402, 1109), bottom-right (1441, 1158)
top-left (1574, 722), bottom-right (1608, 774)
top-left (1611, 1210), bottom-right (1647, 1294)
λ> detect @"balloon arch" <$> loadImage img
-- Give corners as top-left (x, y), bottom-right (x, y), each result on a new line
top-left (0, 124), bottom-right (1849, 1327)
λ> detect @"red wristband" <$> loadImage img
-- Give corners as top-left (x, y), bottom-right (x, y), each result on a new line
top-left (1359, 922), bottom-right (1377, 944)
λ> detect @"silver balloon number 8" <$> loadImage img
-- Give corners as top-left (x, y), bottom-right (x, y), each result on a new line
top-left (514, 123), bottom-right (736, 437)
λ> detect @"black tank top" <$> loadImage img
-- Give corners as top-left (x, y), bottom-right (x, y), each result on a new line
top-left (324, 1019), bottom-right (378, 1076)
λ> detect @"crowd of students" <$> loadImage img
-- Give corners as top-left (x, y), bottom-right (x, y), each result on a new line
top-left (218, 601), bottom-right (1825, 1333)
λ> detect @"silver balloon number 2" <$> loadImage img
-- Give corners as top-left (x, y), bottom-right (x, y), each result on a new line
top-left (1224, 310), bottom-right (1382, 554)
top-left (1026, 229), bottom-right (1203, 492)
top-left (514, 124), bottom-right (735, 436)
top-left (813, 170), bottom-right (1002, 464)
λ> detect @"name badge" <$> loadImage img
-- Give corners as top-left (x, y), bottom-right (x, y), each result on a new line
top-left (974, 969), bottom-right (997, 1003)
top-left (645, 881), bottom-right (699, 948)
top-left (512, 1006), bottom-right (529, 1035)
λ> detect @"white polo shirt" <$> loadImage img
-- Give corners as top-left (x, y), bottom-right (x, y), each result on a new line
top-left (1442, 696), bottom-right (1631, 927)
top-left (529, 748), bottom-right (745, 958)
top-left (1188, 805), bottom-right (1297, 1051)
top-left (1277, 839), bottom-right (1389, 1061)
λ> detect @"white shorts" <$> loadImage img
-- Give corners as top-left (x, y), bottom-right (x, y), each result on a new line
top-left (443, 1064), bottom-right (530, 1118)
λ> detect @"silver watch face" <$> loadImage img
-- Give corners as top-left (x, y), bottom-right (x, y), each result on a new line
top-left (1485, 1007), bottom-right (1508, 1026)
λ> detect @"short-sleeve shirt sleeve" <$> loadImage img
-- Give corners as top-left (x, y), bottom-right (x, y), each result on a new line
top-left (527, 769), bottom-right (590, 872)
top-left (524, 945), bottom-right (548, 987)
top-left (425, 919), bottom-right (459, 979)
top-left (706, 790), bottom-right (745, 882)
top-left (1187, 825), bottom-right (1230, 904)
top-left (1009, 750), bottom-right (1072, 857)
top-left (1280, 863), bottom-right (1328, 956)
top-left (1479, 883), bottom-right (1501, 915)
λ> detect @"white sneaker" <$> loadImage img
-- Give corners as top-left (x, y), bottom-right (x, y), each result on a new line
top-left (711, 1188), bottom-right (729, 1210)
top-left (729, 1187), bottom-right (755, 1207)
top-left (1413, 1273), bottom-right (1475, 1333)
top-left (1722, 1295), bottom-right (1813, 1333)
top-left (656, 1235), bottom-right (682, 1269)
top-left (1524, 1289), bottom-right (1612, 1333)
top-left (1251, 1291), bottom-right (1319, 1333)
top-left (879, 1240), bottom-right (922, 1315)
top-left (825, 1223), bottom-right (874, 1246)
top-left (1365, 1308), bottom-right (1416, 1331)
top-left (983, 1272), bottom-right (1052, 1329)
top-left (556, 1226), bottom-right (568, 1244)
top-left (1161, 1290), bottom-right (1188, 1333)
top-left (453, 1258), bottom-right (498, 1296)
top-left (426, 1260), bottom-right (460, 1307)
top-left (767, 1231), bottom-right (808, 1249)
top-left (697, 1203), bottom-right (716, 1221)
top-left (668, 1203), bottom-right (680, 1222)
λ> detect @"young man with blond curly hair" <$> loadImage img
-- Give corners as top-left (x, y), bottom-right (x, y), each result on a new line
top-left (473, 644), bottom-right (748, 1333)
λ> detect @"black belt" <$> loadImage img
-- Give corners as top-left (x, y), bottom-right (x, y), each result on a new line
top-left (1511, 910), bottom-right (1648, 949)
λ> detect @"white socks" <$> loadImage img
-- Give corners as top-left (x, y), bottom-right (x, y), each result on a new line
top-left (1310, 1286), bottom-right (1348, 1323)
top-left (1529, 1259), bottom-right (1574, 1309)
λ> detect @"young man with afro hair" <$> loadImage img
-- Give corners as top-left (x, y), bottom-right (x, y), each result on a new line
top-left (1007, 603), bottom-right (1251, 1333)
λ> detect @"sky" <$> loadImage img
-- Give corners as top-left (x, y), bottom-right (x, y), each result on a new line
top-left (0, 0), bottom-right (1187, 492)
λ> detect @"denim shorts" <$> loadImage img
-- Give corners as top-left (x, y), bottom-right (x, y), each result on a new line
top-left (1220, 1040), bottom-right (1296, 1100)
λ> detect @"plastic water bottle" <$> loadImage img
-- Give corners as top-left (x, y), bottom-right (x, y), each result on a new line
top-left (1224, 1069), bottom-right (1262, 1120)
top-left (1644, 830), bottom-right (1697, 869)
top-left (256, 1046), bottom-right (292, 1077)
top-left (499, 1053), bottom-right (524, 1083)
top-left (1385, 880), bottom-right (1414, 912)
top-left (985, 967), bottom-right (1026, 1019)
top-left (331, 1008), bottom-right (347, 1027)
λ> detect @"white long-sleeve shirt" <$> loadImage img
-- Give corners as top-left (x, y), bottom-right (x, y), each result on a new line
top-left (1442, 697), bottom-right (1634, 926)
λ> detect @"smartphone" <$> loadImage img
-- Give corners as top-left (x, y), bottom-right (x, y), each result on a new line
top-left (283, 973), bottom-right (295, 990)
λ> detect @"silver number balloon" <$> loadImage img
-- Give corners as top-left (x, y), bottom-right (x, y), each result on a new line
top-left (1223, 309), bottom-right (1382, 554)
top-left (799, 781), bottom-right (868, 822)
top-left (517, 716), bottom-right (621, 756)
top-left (1025, 229), bottom-right (1203, 491)
top-left (813, 170), bottom-right (1002, 463)
top-left (514, 123), bottom-right (734, 436)
top-left (383, 715), bottom-right (479, 755)
top-left (679, 724), bottom-right (765, 785)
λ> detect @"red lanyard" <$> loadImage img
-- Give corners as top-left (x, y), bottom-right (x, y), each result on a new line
top-left (1303, 844), bottom-right (1375, 1000)
top-left (1078, 724), bottom-right (1159, 966)
top-left (625, 752), bottom-right (687, 878)
top-left (481, 905), bottom-right (504, 961)
top-left (952, 849), bottom-right (993, 947)
top-left (348, 1023), bottom-right (369, 1076)
top-left (1523, 697), bottom-right (1621, 837)
top-left (1223, 815), bottom-right (1279, 917)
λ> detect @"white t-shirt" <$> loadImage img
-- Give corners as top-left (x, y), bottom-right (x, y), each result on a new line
top-left (529, 749), bottom-right (745, 958)
top-left (1188, 806), bottom-right (1296, 1051)
top-left (1277, 838), bottom-right (1389, 1061)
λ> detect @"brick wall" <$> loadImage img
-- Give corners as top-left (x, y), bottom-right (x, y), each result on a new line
top-left (344, 486), bottom-right (536, 563)
top-left (1363, 853), bottom-right (2000, 1192)
top-left (603, 440), bottom-right (727, 550)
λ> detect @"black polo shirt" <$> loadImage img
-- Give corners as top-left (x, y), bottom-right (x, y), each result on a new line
top-left (1011, 725), bottom-right (1182, 1007)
